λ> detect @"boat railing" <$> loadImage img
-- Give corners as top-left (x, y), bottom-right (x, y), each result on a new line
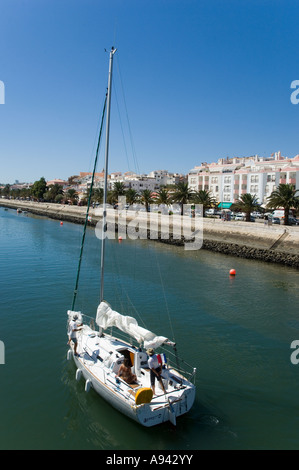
top-left (159, 344), bottom-right (197, 385)
top-left (79, 313), bottom-right (97, 331)
top-left (74, 321), bottom-right (196, 385)
top-left (103, 327), bottom-right (197, 385)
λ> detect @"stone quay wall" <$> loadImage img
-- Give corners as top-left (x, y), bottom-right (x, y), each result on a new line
top-left (1, 199), bottom-right (298, 268)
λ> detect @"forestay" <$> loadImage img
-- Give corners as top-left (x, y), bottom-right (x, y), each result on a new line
top-left (96, 301), bottom-right (168, 349)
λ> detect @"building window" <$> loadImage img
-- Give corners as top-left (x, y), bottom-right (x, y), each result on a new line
top-left (250, 185), bottom-right (258, 193)
top-left (250, 175), bottom-right (259, 183)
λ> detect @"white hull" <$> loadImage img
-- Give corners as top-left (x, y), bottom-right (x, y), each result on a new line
top-left (67, 323), bottom-right (196, 427)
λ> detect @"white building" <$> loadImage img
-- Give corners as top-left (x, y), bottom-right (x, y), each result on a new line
top-left (188, 152), bottom-right (299, 207)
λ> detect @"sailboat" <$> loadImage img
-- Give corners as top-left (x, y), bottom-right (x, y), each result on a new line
top-left (66, 47), bottom-right (196, 427)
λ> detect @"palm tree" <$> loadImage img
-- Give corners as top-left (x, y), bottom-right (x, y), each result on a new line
top-left (66, 188), bottom-right (79, 205)
top-left (156, 187), bottom-right (170, 205)
top-left (125, 188), bottom-right (139, 206)
top-left (231, 193), bottom-right (260, 222)
top-left (140, 189), bottom-right (153, 212)
top-left (91, 188), bottom-right (104, 204)
top-left (113, 181), bottom-right (126, 195)
top-left (172, 182), bottom-right (193, 215)
top-left (155, 187), bottom-right (170, 213)
top-left (266, 184), bottom-right (299, 225)
top-left (110, 181), bottom-right (126, 204)
top-left (192, 189), bottom-right (216, 217)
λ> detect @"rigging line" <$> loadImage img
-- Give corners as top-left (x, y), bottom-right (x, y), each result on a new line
top-left (123, 289), bottom-right (147, 329)
top-left (109, 238), bottom-right (147, 328)
top-left (115, 56), bottom-right (140, 175)
top-left (71, 93), bottom-right (108, 311)
top-left (86, 93), bottom-right (108, 174)
top-left (112, 81), bottom-right (131, 172)
top-left (153, 249), bottom-right (176, 344)
top-left (110, 240), bottom-right (126, 314)
top-left (110, 239), bottom-right (146, 327)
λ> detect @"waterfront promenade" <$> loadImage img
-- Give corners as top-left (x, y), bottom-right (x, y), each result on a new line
top-left (1, 199), bottom-right (299, 267)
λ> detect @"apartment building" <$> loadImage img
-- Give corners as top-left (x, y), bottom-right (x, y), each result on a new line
top-left (188, 152), bottom-right (299, 207)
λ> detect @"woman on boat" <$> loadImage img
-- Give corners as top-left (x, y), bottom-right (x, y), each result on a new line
top-left (116, 358), bottom-right (137, 384)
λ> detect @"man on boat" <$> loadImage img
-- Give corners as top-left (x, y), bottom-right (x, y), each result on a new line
top-left (68, 314), bottom-right (82, 356)
top-left (147, 348), bottom-right (166, 396)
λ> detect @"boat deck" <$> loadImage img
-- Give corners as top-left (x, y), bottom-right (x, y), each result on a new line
top-left (71, 325), bottom-right (189, 406)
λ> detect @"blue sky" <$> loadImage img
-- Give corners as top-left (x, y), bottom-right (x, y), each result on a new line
top-left (0, 0), bottom-right (299, 184)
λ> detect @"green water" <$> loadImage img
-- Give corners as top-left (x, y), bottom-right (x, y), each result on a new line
top-left (0, 207), bottom-right (299, 450)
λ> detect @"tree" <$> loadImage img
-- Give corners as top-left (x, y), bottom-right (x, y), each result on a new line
top-left (2, 184), bottom-right (11, 197)
top-left (19, 187), bottom-right (31, 200)
top-left (266, 184), bottom-right (299, 225)
top-left (55, 194), bottom-right (64, 204)
top-left (156, 187), bottom-right (170, 205)
top-left (140, 189), bottom-right (153, 212)
top-left (231, 193), bottom-right (260, 222)
top-left (154, 187), bottom-right (171, 214)
top-left (68, 175), bottom-right (79, 185)
top-left (43, 184), bottom-right (64, 202)
top-left (91, 188), bottom-right (103, 204)
top-left (172, 182), bottom-right (193, 215)
top-left (30, 177), bottom-right (47, 200)
top-left (125, 188), bottom-right (139, 206)
top-left (192, 189), bottom-right (216, 217)
top-left (113, 181), bottom-right (126, 195)
top-left (66, 188), bottom-right (79, 205)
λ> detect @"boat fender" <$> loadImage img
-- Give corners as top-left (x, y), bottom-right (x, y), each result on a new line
top-left (67, 350), bottom-right (72, 361)
top-left (76, 369), bottom-right (82, 381)
top-left (85, 379), bottom-right (92, 392)
top-left (135, 387), bottom-right (153, 405)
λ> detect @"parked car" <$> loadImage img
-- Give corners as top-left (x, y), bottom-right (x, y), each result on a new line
top-left (251, 211), bottom-right (263, 219)
top-left (235, 213), bottom-right (245, 221)
top-left (206, 209), bottom-right (216, 216)
top-left (288, 217), bottom-right (299, 225)
top-left (272, 217), bottom-right (280, 224)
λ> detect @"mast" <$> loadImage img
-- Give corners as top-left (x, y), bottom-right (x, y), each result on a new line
top-left (100, 46), bottom-right (117, 302)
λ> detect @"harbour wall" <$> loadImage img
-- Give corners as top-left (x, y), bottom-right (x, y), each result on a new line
top-left (1, 199), bottom-right (299, 268)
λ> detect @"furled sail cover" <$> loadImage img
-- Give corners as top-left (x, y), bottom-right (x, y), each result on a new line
top-left (96, 301), bottom-right (168, 349)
